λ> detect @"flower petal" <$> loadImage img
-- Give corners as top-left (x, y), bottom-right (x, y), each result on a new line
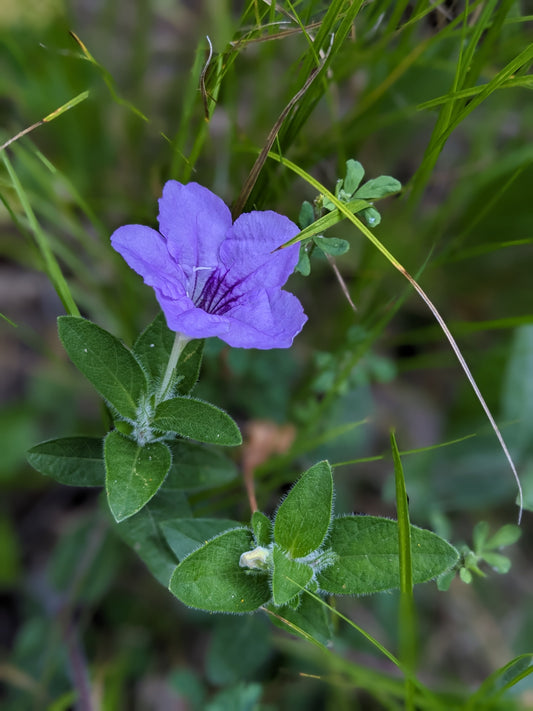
top-left (111, 181), bottom-right (308, 349)
top-left (222, 288), bottom-right (307, 349)
top-left (158, 181), bottom-right (232, 275)
top-left (219, 211), bottom-right (300, 289)
top-left (156, 291), bottom-right (232, 339)
top-left (111, 224), bottom-right (186, 299)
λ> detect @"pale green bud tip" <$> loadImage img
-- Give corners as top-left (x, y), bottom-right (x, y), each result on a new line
top-left (239, 546), bottom-right (271, 571)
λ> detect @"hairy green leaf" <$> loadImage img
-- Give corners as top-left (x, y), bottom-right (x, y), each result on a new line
top-left (169, 528), bottom-right (271, 612)
top-left (58, 316), bottom-right (147, 420)
top-left (105, 431), bottom-right (171, 522)
top-left (161, 518), bottom-right (241, 561)
top-left (271, 545), bottom-right (312, 606)
top-left (27, 436), bottom-right (104, 487)
top-left (252, 511), bottom-right (272, 547)
top-left (153, 397), bottom-right (242, 446)
top-left (274, 461), bottom-right (333, 558)
top-left (318, 516), bottom-right (458, 595)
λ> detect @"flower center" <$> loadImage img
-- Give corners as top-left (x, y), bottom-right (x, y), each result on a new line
top-left (191, 266), bottom-right (245, 315)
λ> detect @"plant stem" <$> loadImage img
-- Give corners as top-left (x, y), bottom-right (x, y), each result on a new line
top-left (158, 331), bottom-right (191, 402)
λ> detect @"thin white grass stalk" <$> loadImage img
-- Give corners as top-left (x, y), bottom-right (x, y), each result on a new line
top-left (326, 253), bottom-right (357, 311)
top-left (399, 266), bottom-right (523, 523)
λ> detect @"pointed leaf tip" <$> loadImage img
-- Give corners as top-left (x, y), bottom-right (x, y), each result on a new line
top-left (58, 316), bottom-right (147, 420)
top-left (274, 460), bottom-right (333, 558)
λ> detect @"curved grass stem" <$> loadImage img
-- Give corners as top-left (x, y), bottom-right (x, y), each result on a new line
top-left (267, 151), bottom-right (523, 523)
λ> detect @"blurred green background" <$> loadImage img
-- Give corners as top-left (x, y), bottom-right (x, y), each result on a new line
top-left (1, 1), bottom-right (533, 708)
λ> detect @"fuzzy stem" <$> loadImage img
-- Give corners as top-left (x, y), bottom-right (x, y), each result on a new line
top-left (158, 331), bottom-right (191, 402)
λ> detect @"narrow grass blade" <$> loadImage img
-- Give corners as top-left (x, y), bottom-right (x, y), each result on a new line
top-left (391, 431), bottom-right (417, 710)
top-left (391, 432), bottom-right (413, 595)
top-left (69, 32), bottom-right (149, 122)
top-left (0, 92), bottom-right (89, 152)
top-left (1, 152), bottom-right (79, 316)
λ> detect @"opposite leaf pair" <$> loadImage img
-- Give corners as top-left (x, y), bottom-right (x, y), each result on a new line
top-left (30, 313), bottom-right (241, 522)
top-left (169, 461), bottom-right (458, 615)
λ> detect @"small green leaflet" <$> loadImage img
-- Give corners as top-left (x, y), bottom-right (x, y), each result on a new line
top-left (252, 511), bottom-right (272, 547)
top-left (271, 544), bottom-right (312, 606)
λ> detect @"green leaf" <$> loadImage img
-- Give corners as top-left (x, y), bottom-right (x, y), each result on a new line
top-left (460, 568), bottom-right (473, 584)
top-left (361, 206), bottom-right (381, 227)
top-left (104, 431), bottom-right (171, 522)
top-left (353, 176), bottom-right (401, 199)
top-left (165, 441), bottom-right (238, 490)
top-left (252, 511), bottom-right (272, 547)
top-left (274, 461), bottom-right (333, 558)
top-left (321, 197), bottom-right (336, 212)
top-left (206, 683), bottom-right (263, 711)
top-left (485, 524), bottom-right (521, 549)
top-left (298, 200), bottom-right (315, 229)
top-left (317, 516), bottom-right (459, 595)
top-left (133, 311), bottom-right (174, 383)
top-left (313, 236), bottom-right (350, 256)
top-left (206, 616), bottom-right (271, 686)
top-left (169, 528), bottom-right (271, 612)
top-left (271, 545), bottom-right (313, 606)
top-left (343, 159), bottom-right (365, 195)
top-left (153, 397), bottom-right (242, 446)
top-left (160, 518), bottom-right (241, 560)
top-left (482, 552), bottom-right (512, 574)
top-left (58, 316), bottom-right (147, 420)
top-left (295, 247), bottom-right (311, 276)
top-left (473, 520), bottom-right (490, 552)
top-left (436, 569), bottom-right (456, 591)
top-left (114, 489), bottom-right (191, 586)
top-left (175, 339), bottom-right (205, 395)
top-left (27, 436), bottom-right (104, 487)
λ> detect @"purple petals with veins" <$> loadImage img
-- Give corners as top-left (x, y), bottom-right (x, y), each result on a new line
top-left (111, 181), bottom-right (307, 349)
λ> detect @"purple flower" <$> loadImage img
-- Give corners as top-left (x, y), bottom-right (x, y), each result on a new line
top-left (111, 181), bottom-right (307, 349)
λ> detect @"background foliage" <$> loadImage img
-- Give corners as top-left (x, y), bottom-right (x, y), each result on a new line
top-left (1, 0), bottom-right (533, 708)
